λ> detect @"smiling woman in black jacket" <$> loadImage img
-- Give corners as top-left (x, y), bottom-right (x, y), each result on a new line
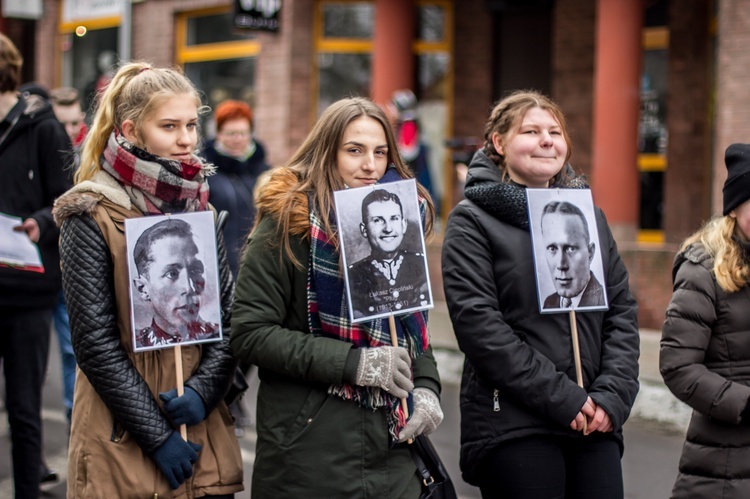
top-left (442, 90), bottom-right (639, 499)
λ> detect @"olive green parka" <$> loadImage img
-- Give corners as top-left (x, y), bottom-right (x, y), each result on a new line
top-left (231, 213), bottom-right (441, 499)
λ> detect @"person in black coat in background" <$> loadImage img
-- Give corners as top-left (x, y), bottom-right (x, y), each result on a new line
top-left (0, 33), bottom-right (73, 498)
top-left (202, 100), bottom-right (270, 277)
top-left (202, 100), bottom-right (270, 433)
top-left (442, 90), bottom-right (639, 499)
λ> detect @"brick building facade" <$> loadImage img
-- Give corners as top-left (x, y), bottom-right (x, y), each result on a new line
top-left (3, 0), bottom-right (749, 328)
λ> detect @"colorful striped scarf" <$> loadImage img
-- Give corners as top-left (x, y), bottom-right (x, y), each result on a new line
top-left (102, 132), bottom-right (213, 215)
top-left (307, 167), bottom-right (430, 442)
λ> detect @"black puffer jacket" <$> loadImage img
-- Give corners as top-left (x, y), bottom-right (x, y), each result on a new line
top-left (661, 243), bottom-right (750, 498)
top-left (203, 139), bottom-right (270, 276)
top-left (0, 94), bottom-right (72, 308)
top-left (442, 150), bottom-right (640, 485)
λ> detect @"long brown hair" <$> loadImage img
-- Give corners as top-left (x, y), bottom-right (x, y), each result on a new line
top-left (255, 97), bottom-right (435, 267)
top-left (482, 90), bottom-right (573, 184)
top-left (0, 33), bottom-right (22, 93)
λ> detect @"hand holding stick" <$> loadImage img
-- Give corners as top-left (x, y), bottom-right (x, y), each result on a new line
top-left (568, 310), bottom-right (587, 434)
top-left (388, 315), bottom-right (413, 444)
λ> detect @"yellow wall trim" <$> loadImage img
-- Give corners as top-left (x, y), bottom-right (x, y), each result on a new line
top-left (60, 16), bottom-right (120, 33)
top-left (643, 27), bottom-right (668, 50)
top-left (177, 42), bottom-right (261, 64)
top-left (638, 153), bottom-right (667, 171)
top-left (637, 229), bottom-right (665, 244)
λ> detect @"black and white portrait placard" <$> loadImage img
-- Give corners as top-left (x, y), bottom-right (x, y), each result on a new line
top-left (125, 211), bottom-right (223, 352)
top-left (527, 188), bottom-right (609, 314)
top-left (334, 179), bottom-right (433, 323)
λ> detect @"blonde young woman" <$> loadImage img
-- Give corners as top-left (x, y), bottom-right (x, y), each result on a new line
top-left (53, 62), bottom-right (243, 498)
top-left (661, 143), bottom-right (750, 499)
top-left (231, 97), bottom-right (444, 498)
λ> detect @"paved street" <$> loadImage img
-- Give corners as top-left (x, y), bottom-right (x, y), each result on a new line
top-left (1, 334), bottom-right (685, 498)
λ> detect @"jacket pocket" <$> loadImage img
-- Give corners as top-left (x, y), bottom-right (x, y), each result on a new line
top-left (110, 419), bottom-right (126, 443)
top-left (282, 388), bottom-right (329, 447)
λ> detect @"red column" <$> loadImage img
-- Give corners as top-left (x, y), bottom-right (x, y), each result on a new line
top-left (591, 0), bottom-right (642, 232)
top-left (371, 0), bottom-right (416, 106)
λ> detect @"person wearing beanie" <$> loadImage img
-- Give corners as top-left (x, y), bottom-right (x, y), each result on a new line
top-left (660, 143), bottom-right (750, 498)
top-left (722, 142), bottom-right (750, 215)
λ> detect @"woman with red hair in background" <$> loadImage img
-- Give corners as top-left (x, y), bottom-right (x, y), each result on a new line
top-left (203, 100), bottom-right (271, 278)
top-left (203, 99), bottom-right (270, 433)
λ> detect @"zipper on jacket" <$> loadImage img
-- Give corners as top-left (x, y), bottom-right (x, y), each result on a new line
top-left (110, 420), bottom-right (125, 443)
top-left (492, 389), bottom-right (500, 412)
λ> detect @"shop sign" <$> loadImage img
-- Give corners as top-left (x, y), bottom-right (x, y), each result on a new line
top-left (62, 0), bottom-right (124, 23)
top-left (3, 0), bottom-right (43, 19)
top-left (234, 0), bottom-right (281, 32)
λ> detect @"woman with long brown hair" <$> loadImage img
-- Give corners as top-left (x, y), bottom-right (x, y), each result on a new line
top-left (231, 97), bottom-right (443, 497)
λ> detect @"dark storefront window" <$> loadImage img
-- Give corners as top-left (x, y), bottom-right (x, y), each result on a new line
top-left (418, 52), bottom-right (449, 101)
top-left (637, 32), bottom-right (668, 238)
top-left (318, 53), bottom-right (372, 114)
top-left (322, 3), bottom-right (374, 38)
top-left (418, 5), bottom-right (445, 42)
top-left (176, 7), bottom-right (261, 139)
top-left (61, 27), bottom-right (118, 115)
top-left (186, 13), bottom-right (255, 45)
top-left (315, 1), bottom-right (453, 218)
top-left (184, 57), bottom-right (257, 111)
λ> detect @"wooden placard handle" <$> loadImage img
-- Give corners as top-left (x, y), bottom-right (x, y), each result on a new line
top-left (388, 315), bottom-right (412, 444)
top-left (568, 310), bottom-right (587, 434)
top-left (174, 344), bottom-right (187, 441)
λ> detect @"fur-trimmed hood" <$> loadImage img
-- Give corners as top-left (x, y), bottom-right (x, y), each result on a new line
top-left (53, 170), bottom-right (134, 227)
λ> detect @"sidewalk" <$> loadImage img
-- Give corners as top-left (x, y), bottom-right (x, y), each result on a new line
top-left (428, 301), bottom-right (691, 432)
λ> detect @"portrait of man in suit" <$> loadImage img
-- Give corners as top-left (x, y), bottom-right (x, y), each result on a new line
top-left (540, 200), bottom-right (605, 310)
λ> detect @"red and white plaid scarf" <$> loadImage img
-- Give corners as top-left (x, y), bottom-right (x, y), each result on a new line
top-left (102, 132), bottom-right (212, 215)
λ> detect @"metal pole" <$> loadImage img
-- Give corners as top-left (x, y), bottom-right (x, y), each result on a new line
top-left (118, 0), bottom-right (131, 62)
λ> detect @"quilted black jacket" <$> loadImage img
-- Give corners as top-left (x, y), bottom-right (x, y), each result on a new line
top-left (59, 211), bottom-right (236, 454)
top-left (442, 150), bottom-right (640, 485)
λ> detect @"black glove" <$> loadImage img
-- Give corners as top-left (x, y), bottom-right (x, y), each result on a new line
top-left (151, 431), bottom-right (202, 489)
top-left (160, 387), bottom-right (207, 427)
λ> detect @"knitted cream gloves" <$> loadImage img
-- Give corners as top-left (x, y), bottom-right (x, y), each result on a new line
top-left (355, 346), bottom-right (414, 399)
top-left (398, 387), bottom-right (444, 443)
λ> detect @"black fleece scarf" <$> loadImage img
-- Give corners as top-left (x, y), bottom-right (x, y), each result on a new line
top-left (464, 167), bottom-right (588, 230)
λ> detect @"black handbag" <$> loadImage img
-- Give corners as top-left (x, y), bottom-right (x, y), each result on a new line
top-left (409, 435), bottom-right (458, 499)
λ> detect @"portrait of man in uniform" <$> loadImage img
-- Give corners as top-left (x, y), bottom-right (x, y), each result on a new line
top-left (335, 180), bottom-right (432, 322)
top-left (126, 213), bottom-right (222, 350)
top-left (527, 189), bottom-right (608, 313)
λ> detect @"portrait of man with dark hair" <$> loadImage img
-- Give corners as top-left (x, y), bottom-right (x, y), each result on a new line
top-left (129, 216), bottom-right (221, 349)
top-left (539, 199), bottom-right (606, 310)
top-left (337, 183), bottom-right (432, 321)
